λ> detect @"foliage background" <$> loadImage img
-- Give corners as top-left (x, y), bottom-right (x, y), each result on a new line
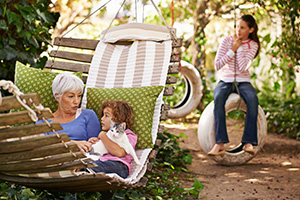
top-left (0, 0), bottom-right (299, 199)
top-left (0, 0), bottom-right (59, 82)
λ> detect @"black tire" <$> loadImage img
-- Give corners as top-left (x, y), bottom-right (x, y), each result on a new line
top-left (168, 61), bottom-right (202, 119)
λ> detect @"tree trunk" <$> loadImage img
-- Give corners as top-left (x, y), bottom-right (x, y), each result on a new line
top-left (191, 0), bottom-right (209, 70)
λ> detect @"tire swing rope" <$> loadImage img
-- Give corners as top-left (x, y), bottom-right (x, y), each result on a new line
top-left (198, 2), bottom-right (268, 164)
top-left (232, 0), bottom-right (242, 111)
top-left (225, 0), bottom-right (243, 154)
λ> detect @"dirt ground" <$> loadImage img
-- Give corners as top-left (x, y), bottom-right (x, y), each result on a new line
top-left (164, 119), bottom-right (300, 200)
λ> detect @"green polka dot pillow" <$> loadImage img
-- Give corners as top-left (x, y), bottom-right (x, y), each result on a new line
top-left (14, 61), bottom-right (82, 112)
top-left (86, 86), bottom-right (164, 149)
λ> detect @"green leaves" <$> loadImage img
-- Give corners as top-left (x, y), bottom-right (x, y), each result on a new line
top-left (6, 9), bottom-right (20, 24)
top-left (183, 179), bottom-right (204, 197)
top-left (249, 0), bottom-right (300, 141)
top-left (15, 4), bottom-right (35, 23)
top-left (0, 0), bottom-right (59, 81)
top-left (0, 20), bottom-right (8, 30)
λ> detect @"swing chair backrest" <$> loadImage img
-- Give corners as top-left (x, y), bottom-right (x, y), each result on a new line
top-left (45, 24), bottom-right (182, 84)
top-left (0, 23), bottom-right (182, 192)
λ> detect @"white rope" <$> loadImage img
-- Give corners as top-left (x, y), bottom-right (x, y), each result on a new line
top-left (149, 0), bottom-right (177, 40)
top-left (135, 0), bottom-right (137, 22)
top-left (142, 0), bottom-right (145, 23)
top-left (0, 80), bottom-right (39, 122)
top-left (101, 0), bottom-right (127, 41)
top-left (149, 0), bottom-right (170, 29)
top-left (233, 0), bottom-right (241, 110)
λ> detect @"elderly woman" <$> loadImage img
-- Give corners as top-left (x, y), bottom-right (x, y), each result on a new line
top-left (37, 73), bottom-right (101, 153)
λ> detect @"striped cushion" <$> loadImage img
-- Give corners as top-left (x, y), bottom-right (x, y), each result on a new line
top-left (82, 40), bottom-right (172, 90)
top-left (100, 23), bottom-right (171, 43)
top-left (82, 40), bottom-right (172, 146)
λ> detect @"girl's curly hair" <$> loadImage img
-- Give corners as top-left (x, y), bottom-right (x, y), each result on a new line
top-left (100, 100), bottom-right (134, 129)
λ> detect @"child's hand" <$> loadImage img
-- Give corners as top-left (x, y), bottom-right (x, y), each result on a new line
top-left (232, 33), bottom-right (242, 52)
top-left (88, 137), bottom-right (99, 144)
top-left (71, 140), bottom-right (92, 154)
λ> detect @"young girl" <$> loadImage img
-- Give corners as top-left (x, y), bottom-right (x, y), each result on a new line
top-left (208, 14), bottom-right (260, 156)
top-left (88, 100), bottom-right (137, 178)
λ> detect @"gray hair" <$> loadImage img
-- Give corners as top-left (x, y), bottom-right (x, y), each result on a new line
top-left (52, 73), bottom-right (84, 97)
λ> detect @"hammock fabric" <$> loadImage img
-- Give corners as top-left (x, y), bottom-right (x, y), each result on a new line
top-left (0, 23), bottom-right (182, 192)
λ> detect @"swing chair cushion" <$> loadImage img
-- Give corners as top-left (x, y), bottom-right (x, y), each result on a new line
top-left (100, 22), bottom-right (171, 43)
top-left (86, 85), bottom-right (164, 149)
top-left (14, 61), bottom-right (82, 112)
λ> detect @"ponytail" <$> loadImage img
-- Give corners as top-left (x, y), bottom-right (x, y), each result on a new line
top-left (241, 15), bottom-right (260, 58)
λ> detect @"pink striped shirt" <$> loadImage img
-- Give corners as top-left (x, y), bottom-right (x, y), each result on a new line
top-left (215, 35), bottom-right (258, 82)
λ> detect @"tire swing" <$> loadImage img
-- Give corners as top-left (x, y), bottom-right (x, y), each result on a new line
top-left (168, 60), bottom-right (203, 119)
top-left (197, 93), bottom-right (267, 165)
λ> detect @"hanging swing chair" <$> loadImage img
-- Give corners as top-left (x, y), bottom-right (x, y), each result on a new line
top-left (197, 3), bottom-right (267, 166)
top-left (0, 0), bottom-right (182, 192)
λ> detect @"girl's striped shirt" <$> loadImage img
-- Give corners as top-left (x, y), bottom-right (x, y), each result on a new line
top-left (214, 35), bottom-right (258, 83)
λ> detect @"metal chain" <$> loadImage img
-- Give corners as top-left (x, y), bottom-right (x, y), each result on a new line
top-left (61, 0), bottom-right (113, 38)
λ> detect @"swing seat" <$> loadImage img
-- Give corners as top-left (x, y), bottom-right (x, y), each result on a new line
top-left (197, 93), bottom-right (267, 166)
top-left (0, 23), bottom-right (182, 192)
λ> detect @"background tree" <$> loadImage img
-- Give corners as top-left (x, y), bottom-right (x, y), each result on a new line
top-left (156, 0), bottom-right (249, 109)
top-left (249, 0), bottom-right (300, 139)
top-left (0, 0), bottom-right (59, 82)
top-left (51, 0), bottom-right (99, 37)
top-left (157, 0), bottom-right (299, 139)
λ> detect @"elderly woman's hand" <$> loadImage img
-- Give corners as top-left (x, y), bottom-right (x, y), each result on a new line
top-left (71, 140), bottom-right (92, 154)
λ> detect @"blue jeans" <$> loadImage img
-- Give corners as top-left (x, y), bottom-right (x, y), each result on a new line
top-left (90, 160), bottom-right (129, 179)
top-left (213, 81), bottom-right (258, 146)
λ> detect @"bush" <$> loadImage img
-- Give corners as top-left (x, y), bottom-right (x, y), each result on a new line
top-left (0, 0), bottom-right (59, 82)
top-left (257, 86), bottom-right (300, 140)
top-left (111, 131), bottom-right (203, 199)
